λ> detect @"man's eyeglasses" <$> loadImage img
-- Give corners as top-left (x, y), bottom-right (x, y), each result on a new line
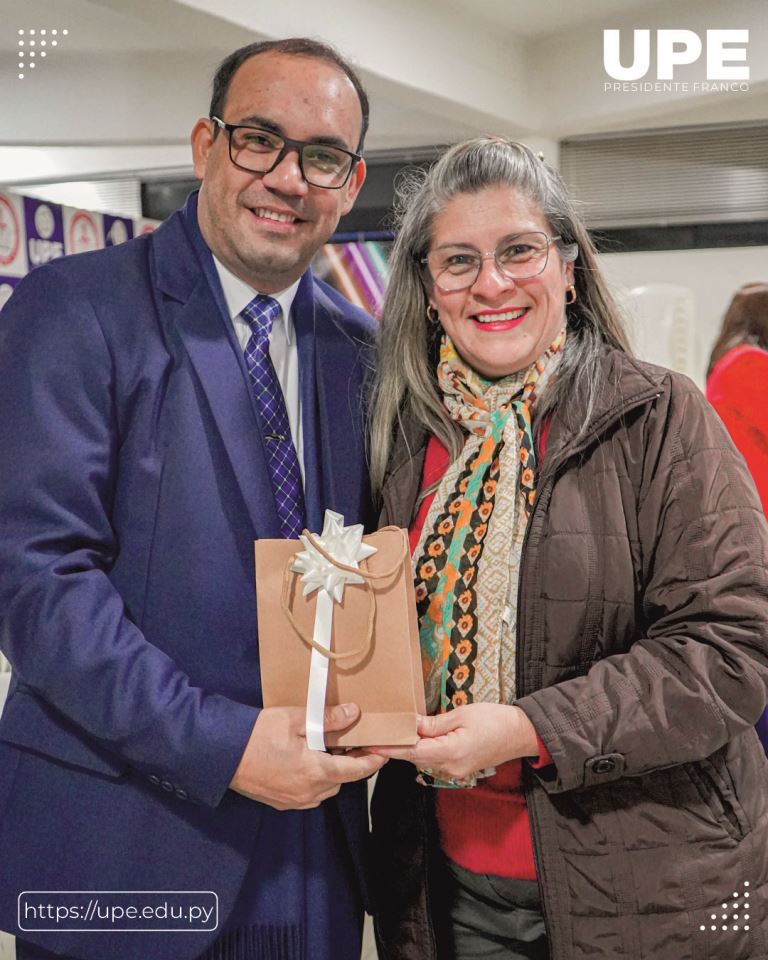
top-left (420, 232), bottom-right (563, 292)
top-left (210, 116), bottom-right (361, 190)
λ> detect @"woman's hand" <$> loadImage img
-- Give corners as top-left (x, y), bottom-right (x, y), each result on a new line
top-left (363, 703), bottom-right (540, 780)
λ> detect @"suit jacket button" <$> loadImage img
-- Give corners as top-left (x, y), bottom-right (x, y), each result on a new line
top-left (161, 780), bottom-right (174, 792)
top-left (149, 775), bottom-right (160, 785)
top-left (175, 788), bottom-right (188, 800)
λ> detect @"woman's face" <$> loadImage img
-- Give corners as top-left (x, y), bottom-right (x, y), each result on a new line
top-left (426, 185), bottom-right (574, 379)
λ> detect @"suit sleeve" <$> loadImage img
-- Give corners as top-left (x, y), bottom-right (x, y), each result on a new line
top-left (516, 375), bottom-right (768, 792)
top-left (0, 264), bottom-right (257, 807)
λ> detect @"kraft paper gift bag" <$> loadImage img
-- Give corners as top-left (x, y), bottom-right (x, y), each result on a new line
top-left (255, 510), bottom-right (425, 749)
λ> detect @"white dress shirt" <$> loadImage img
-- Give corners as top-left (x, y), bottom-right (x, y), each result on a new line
top-left (212, 256), bottom-right (304, 480)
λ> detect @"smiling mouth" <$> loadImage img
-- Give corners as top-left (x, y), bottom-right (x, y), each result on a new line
top-left (251, 206), bottom-right (300, 224)
top-left (472, 307), bottom-right (529, 325)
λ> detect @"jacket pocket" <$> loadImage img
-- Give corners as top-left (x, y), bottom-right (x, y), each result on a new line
top-left (711, 750), bottom-right (752, 836)
top-left (0, 688), bottom-right (126, 779)
top-left (683, 757), bottom-right (750, 840)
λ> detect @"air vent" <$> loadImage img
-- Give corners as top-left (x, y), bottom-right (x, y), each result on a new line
top-left (560, 124), bottom-right (768, 228)
top-left (9, 179), bottom-right (142, 219)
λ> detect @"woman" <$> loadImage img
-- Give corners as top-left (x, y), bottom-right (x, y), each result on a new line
top-left (706, 283), bottom-right (768, 754)
top-left (366, 138), bottom-right (768, 960)
top-left (706, 283), bottom-right (768, 515)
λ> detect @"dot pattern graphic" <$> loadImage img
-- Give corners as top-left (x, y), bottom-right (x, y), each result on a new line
top-left (699, 882), bottom-right (751, 934)
top-left (16, 27), bottom-right (69, 79)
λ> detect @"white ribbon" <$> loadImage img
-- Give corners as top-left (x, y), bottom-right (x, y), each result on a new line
top-left (291, 509), bottom-right (377, 750)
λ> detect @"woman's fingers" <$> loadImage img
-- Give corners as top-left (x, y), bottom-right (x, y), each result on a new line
top-left (360, 735), bottom-right (457, 765)
top-left (417, 711), bottom-right (463, 737)
top-left (361, 705), bottom-right (536, 778)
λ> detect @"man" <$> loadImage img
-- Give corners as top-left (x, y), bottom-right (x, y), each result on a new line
top-left (0, 38), bottom-right (385, 960)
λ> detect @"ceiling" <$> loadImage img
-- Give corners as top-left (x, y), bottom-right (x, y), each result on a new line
top-left (0, 0), bottom-right (246, 52)
top-left (441, 0), bottom-right (673, 38)
top-left (0, 0), bottom-right (765, 184)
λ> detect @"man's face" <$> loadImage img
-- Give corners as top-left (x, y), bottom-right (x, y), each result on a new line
top-left (192, 52), bottom-right (366, 293)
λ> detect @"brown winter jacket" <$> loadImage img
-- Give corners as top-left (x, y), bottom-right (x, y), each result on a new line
top-left (371, 348), bottom-right (768, 960)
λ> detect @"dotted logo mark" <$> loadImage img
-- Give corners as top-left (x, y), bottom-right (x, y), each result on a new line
top-left (17, 27), bottom-right (69, 80)
top-left (699, 881), bottom-right (750, 933)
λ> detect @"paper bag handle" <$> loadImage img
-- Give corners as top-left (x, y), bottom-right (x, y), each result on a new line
top-left (280, 527), bottom-right (407, 661)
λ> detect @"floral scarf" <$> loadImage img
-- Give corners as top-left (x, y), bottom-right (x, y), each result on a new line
top-left (411, 328), bottom-right (566, 787)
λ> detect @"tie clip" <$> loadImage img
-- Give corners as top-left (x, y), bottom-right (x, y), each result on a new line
top-left (264, 433), bottom-right (286, 442)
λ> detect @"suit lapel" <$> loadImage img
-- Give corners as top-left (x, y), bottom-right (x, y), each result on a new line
top-left (150, 197), bottom-right (282, 539)
top-left (310, 282), bottom-right (373, 528)
top-left (292, 274), bottom-right (323, 534)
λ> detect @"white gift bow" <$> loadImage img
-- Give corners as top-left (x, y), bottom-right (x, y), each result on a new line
top-left (290, 509), bottom-right (377, 751)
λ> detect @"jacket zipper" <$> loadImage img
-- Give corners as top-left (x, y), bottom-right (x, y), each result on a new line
top-left (422, 787), bottom-right (438, 960)
top-left (516, 386), bottom-right (662, 958)
top-left (382, 451), bottom-right (439, 958)
top-left (517, 474), bottom-right (556, 952)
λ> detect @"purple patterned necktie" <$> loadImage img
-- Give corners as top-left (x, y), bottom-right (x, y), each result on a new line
top-left (242, 294), bottom-right (306, 539)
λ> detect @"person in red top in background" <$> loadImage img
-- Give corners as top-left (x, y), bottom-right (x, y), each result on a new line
top-left (706, 282), bottom-right (768, 752)
top-left (706, 283), bottom-right (768, 515)
top-left (364, 138), bottom-right (768, 960)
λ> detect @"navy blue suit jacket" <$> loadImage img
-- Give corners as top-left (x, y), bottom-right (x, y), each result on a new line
top-left (0, 194), bottom-right (376, 959)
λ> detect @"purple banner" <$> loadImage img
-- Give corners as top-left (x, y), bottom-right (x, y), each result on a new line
top-left (24, 196), bottom-right (65, 271)
top-left (104, 214), bottom-right (134, 247)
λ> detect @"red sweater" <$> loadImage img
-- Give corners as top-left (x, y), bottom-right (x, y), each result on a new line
top-left (706, 346), bottom-right (768, 515)
top-left (409, 434), bottom-right (551, 880)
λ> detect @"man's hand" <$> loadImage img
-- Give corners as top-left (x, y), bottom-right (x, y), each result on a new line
top-left (362, 704), bottom-right (539, 781)
top-left (230, 703), bottom-right (387, 810)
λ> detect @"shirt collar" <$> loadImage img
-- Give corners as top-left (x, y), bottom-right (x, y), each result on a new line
top-left (212, 255), bottom-right (301, 343)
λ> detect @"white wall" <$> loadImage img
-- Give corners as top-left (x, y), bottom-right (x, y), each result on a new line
top-left (529, 0), bottom-right (768, 138)
top-left (599, 245), bottom-right (768, 386)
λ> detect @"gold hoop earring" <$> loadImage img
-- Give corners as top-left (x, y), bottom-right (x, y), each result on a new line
top-left (426, 305), bottom-right (440, 326)
top-left (565, 285), bottom-right (577, 305)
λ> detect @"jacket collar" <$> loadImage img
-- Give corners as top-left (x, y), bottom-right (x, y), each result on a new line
top-left (380, 348), bottom-right (666, 522)
top-left (308, 281), bottom-right (375, 530)
top-left (152, 192), bottom-right (215, 304)
top-left (544, 349), bottom-right (665, 470)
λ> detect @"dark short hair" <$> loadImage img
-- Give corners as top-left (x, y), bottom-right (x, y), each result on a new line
top-left (707, 282), bottom-right (768, 379)
top-left (208, 37), bottom-right (369, 152)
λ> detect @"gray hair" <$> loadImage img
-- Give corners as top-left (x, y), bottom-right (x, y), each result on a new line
top-left (368, 136), bottom-right (631, 498)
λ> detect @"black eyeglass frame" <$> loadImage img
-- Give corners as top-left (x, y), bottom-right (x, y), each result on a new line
top-left (210, 116), bottom-right (362, 190)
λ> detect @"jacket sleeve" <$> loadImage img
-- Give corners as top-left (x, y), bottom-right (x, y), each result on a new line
top-left (0, 264), bottom-right (257, 807)
top-left (516, 373), bottom-right (768, 792)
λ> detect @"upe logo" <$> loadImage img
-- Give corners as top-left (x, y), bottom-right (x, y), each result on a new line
top-left (604, 29), bottom-right (749, 81)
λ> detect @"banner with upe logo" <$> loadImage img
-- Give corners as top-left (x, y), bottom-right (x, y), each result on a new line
top-left (0, 191), bottom-right (159, 313)
top-left (25, 197), bottom-right (65, 269)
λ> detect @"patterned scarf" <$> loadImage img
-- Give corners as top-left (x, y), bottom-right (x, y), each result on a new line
top-left (411, 328), bottom-right (566, 787)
